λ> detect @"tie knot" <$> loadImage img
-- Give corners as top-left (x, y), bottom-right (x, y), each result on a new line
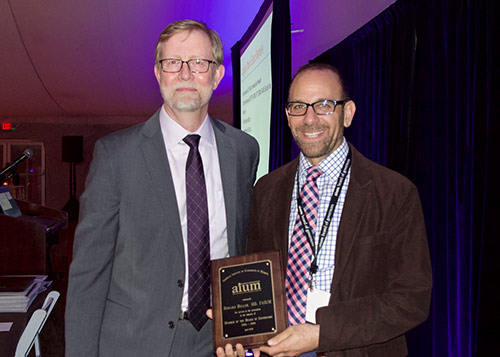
top-left (183, 134), bottom-right (201, 149)
top-left (306, 166), bottom-right (323, 182)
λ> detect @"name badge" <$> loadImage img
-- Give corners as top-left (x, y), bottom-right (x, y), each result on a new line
top-left (305, 288), bottom-right (331, 324)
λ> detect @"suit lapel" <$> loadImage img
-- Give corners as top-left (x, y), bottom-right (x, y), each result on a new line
top-left (139, 112), bottom-right (184, 255)
top-left (331, 145), bottom-right (372, 293)
top-left (273, 159), bottom-right (299, 269)
top-left (211, 118), bottom-right (239, 256)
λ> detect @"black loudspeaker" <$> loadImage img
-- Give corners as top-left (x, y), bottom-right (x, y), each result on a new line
top-left (62, 136), bottom-right (83, 163)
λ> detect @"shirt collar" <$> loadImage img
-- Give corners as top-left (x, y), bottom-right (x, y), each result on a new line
top-left (159, 106), bottom-right (216, 149)
top-left (298, 137), bottom-right (349, 180)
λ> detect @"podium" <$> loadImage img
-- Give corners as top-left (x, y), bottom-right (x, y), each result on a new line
top-left (0, 200), bottom-right (67, 274)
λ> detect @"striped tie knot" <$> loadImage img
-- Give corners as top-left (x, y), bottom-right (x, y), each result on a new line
top-left (305, 166), bottom-right (323, 182)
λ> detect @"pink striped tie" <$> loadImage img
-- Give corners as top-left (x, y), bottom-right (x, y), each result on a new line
top-left (286, 166), bottom-right (322, 325)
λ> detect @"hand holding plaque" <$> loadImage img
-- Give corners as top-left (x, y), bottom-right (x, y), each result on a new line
top-left (210, 250), bottom-right (288, 351)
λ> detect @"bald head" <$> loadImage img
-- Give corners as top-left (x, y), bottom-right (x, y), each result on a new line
top-left (289, 63), bottom-right (350, 101)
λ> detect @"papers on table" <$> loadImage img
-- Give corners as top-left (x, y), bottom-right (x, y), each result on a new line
top-left (0, 275), bottom-right (50, 313)
top-left (0, 322), bottom-right (13, 331)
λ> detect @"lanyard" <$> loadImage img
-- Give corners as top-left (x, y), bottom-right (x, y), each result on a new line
top-left (296, 147), bottom-right (352, 277)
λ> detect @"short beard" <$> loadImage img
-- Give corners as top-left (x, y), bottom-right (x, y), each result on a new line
top-left (294, 108), bottom-right (345, 161)
top-left (160, 83), bottom-right (214, 112)
top-left (172, 95), bottom-right (202, 112)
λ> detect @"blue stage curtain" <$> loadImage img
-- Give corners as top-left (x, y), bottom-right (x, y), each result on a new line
top-left (312, 0), bottom-right (497, 355)
top-left (269, 0), bottom-right (292, 170)
top-left (231, 40), bottom-right (242, 129)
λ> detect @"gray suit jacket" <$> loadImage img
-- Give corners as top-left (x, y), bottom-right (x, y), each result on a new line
top-left (65, 111), bottom-right (259, 356)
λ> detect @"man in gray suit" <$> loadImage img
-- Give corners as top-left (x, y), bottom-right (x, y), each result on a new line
top-left (65, 20), bottom-right (259, 357)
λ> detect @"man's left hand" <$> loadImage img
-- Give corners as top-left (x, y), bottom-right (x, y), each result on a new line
top-left (259, 323), bottom-right (320, 357)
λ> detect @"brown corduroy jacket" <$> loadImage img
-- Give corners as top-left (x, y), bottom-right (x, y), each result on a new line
top-left (247, 143), bottom-right (432, 357)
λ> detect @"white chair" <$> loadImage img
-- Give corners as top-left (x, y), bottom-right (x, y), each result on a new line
top-left (15, 291), bottom-right (60, 357)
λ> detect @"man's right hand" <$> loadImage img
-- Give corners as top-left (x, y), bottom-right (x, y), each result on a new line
top-left (206, 310), bottom-right (261, 357)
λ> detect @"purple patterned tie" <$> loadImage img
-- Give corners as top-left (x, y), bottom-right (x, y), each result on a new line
top-left (286, 166), bottom-right (323, 325)
top-left (183, 134), bottom-right (210, 331)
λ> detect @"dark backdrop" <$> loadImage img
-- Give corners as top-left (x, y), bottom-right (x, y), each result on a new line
top-left (272, 0), bottom-right (497, 355)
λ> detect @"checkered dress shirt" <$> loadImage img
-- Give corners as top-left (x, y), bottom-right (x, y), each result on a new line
top-left (288, 138), bottom-right (351, 292)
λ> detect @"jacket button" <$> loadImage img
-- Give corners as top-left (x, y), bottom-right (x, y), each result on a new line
top-left (168, 321), bottom-right (174, 328)
top-left (177, 279), bottom-right (183, 287)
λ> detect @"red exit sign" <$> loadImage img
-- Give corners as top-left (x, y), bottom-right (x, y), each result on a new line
top-left (1, 122), bottom-right (14, 131)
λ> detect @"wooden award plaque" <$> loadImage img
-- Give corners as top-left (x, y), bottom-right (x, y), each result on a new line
top-left (211, 250), bottom-right (288, 351)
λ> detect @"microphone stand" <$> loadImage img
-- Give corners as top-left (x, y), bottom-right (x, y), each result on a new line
top-left (62, 161), bottom-right (80, 221)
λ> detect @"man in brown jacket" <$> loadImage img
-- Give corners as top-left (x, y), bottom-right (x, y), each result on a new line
top-left (216, 63), bottom-right (431, 357)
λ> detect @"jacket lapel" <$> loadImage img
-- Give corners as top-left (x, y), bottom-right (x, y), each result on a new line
top-left (331, 144), bottom-right (372, 293)
top-left (274, 159), bottom-right (299, 269)
top-left (211, 118), bottom-right (240, 256)
top-left (139, 112), bottom-right (184, 255)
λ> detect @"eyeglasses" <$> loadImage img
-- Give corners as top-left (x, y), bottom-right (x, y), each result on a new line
top-left (159, 58), bottom-right (217, 73)
top-left (286, 99), bottom-right (347, 116)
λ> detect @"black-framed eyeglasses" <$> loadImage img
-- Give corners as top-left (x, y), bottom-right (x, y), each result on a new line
top-left (159, 58), bottom-right (217, 73)
top-left (286, 99), bottom-right (347, 116)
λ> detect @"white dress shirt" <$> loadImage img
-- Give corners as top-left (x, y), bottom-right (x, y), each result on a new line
top-left (159, 107), bottom-right (228, 311)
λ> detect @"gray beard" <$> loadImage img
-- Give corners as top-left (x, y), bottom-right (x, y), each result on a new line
top-left (160, 86), bottom-right (213, 113)
top-left (173, 97), bottom-right (202, 112)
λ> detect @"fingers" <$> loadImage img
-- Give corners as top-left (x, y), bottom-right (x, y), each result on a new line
top-left (215, 344), bottom-right (235, 357)
top-left (259, 324), bottom-right (320, 356)
top-left (214, 343), bottom-right (247, 357)
top-left (215, 346), bottom-right (226, 357)
top-left (267, 327), bottom-right (292, 346)
top-left (206, 308), bottom-right (213, 320)
top-left (226, 343), bottom-right (236, 356)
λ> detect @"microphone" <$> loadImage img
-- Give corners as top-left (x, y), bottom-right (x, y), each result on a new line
top-left (0, 148), bottom-right (33, 179)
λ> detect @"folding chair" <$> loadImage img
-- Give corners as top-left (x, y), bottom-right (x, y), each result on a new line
top-left (14, 291), bottom-right (60, 357)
